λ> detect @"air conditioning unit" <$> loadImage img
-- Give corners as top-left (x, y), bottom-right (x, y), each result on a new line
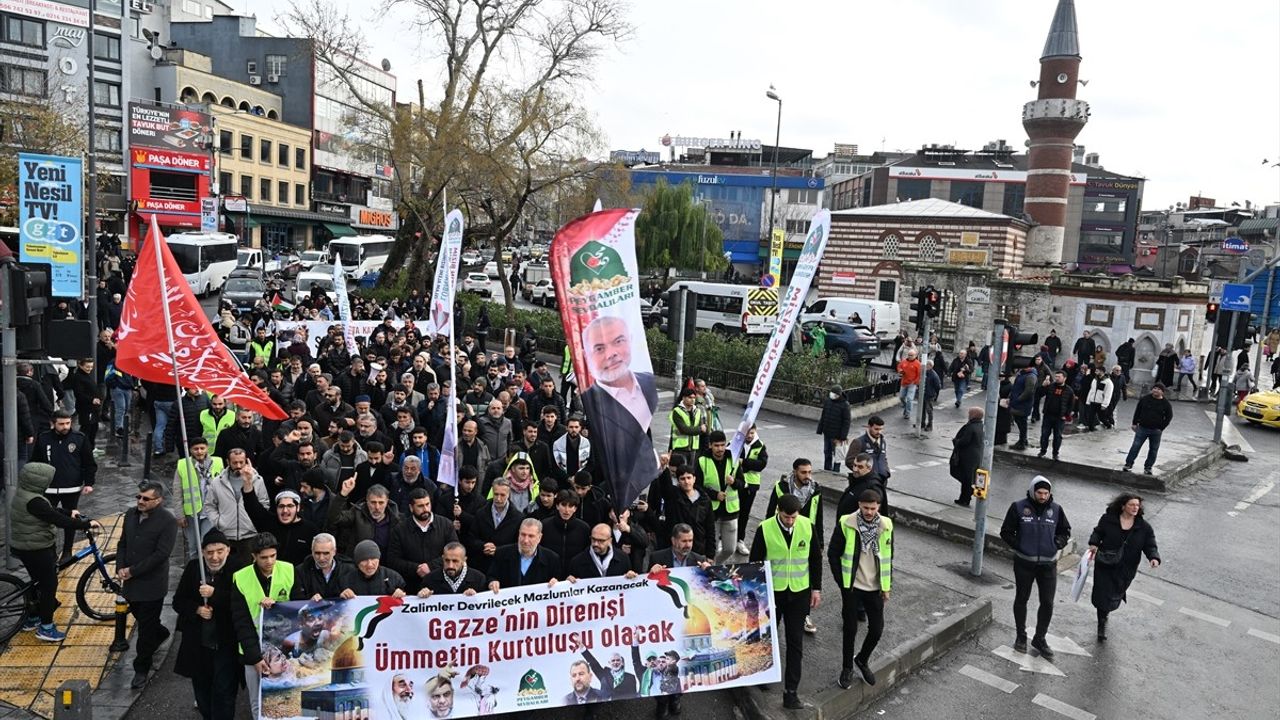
top-left (266, 74), bottom-right (280, 83)
top-left (248, 75), bottom-right (262, 85)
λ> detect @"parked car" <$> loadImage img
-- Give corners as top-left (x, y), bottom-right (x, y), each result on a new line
top-left (801, 320), bottom-right (879, 366)
top-left (461, 251), bottom-right (484, 267)
top-left (296, 265), bottom-right (338, 304)
top-left (483, 260), bottom-right (501, 279)
top-left (298, 250), bottom-right (328, 271)
top-left (221, 270), bottom-right (266, 313)
top-left (463, 272), bottom-right (493, 298)
top-left (265, 252), bottom-right (302, 278)
top-left (529, 278), bottom-right (556, 307)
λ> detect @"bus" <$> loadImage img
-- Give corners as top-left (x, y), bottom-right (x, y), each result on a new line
top-left (329, 235), bottom-right (394, 280)
top-left (667, 280), bottom-right (779, 336)
top-left (166, 232), bottom-right (240, 296)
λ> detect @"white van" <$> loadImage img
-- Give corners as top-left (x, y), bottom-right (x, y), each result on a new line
top-left (667, 281), bottom-right (779, 335)
top-left (237, 247), bottom-right (263, 269)
top-left (801, 297), bottom-right (901, 344)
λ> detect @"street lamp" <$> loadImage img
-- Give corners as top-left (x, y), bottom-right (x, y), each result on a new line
top-left (766, 85), bottom-right (782, 258)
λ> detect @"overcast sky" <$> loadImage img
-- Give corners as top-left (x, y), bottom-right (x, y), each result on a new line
top-left (244, 0), bottom-right (1280, 211)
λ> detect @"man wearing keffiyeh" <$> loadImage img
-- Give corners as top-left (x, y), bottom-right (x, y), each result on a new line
top-left (827, 488), bottom-right (894, 690)
top-left (420, 542), bottom-right (488, 597)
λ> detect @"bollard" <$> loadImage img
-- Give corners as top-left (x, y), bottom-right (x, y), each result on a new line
top-left (52, 679), bottom-right (92, 720)
top-left (118, 414), bottom-right (131, 468)
top-left (110, 594), bottom-right (130, 652)
top-left (141, 432), bottom-right (153, 481)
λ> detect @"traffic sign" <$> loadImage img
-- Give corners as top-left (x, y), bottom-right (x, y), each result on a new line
top-left (1220, 283), bottom-right (1252, 312)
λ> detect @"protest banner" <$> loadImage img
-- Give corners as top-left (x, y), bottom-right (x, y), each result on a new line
top-left (18, 152), bottom-right (83, 296)
top-left (256, 564), bottom-right (781, 719)
top-left (433, 209), bottom-right (465, 487)
top-left (550, 208), bottom-right (658, 511)
top-left (332, 258), bottom-right (359, 356)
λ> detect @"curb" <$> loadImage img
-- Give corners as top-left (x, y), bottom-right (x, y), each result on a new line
top-left (705, 384), bottom-right (902, 425)
top-left (733, 597), bottom-right (993, 720)
top-left (993, 441), bottom-right (1223, 492)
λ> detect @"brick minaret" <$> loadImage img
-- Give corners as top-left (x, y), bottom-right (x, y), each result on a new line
top-left (1022, 0), bottom-right (1090, 269)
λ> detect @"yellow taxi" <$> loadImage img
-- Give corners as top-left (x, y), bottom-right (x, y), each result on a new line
top-left (1238, 389), bottom-right (1280, 428)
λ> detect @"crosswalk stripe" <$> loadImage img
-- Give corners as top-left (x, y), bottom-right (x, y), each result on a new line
top-left (1032, 693), bottom-right (1096, 720)
top-left (958, 664), bottom-right (1018, 694)
top-left (1179, 606), bottom-right (1231, 627)
top-left (1247, 628), bottom-right (1280, 645)
top-left (1126, 589), bottom-right (1164, 606)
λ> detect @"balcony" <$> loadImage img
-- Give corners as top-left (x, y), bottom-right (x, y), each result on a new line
top-left (1022, 98), bottom-right (1090, 123)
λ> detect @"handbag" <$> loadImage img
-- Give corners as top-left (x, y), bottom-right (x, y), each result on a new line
top-left (1096, 533), bottom-right (1130, 566)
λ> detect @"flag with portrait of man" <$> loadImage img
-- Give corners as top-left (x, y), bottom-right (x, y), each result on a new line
top-left (550, 208), bottom-right (659, 512)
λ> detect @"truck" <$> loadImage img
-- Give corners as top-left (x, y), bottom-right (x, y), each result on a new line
top-left (520, 262), bottom-right (552, 300)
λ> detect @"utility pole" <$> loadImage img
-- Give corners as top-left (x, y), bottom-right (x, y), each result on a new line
top-left (913, 313), bottom-right (932, 437)
top-left (972, 318), bottom-right (1006, 576)
top-left (1, 264), bottom-right (18, 570)
top-left (1214, 253), bottom-right (1280, 442)
top-left (85, 0), bottom-right (100, 349)
top-left (673, 287), bottom-right (689, 393)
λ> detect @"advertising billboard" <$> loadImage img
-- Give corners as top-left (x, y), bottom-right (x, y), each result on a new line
top-left (128, 102), bottom-right (213, 152)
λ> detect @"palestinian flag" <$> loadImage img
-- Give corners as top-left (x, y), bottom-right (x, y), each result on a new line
top-left (271, 292), bottom-right (295, 313)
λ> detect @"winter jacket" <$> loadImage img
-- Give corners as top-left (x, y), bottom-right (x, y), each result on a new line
top-left (1040, 383), bottom-right (1076, 421)
top-left (325, 492), bottom-right (403, 556)
top-left (816, 395), bottom-right (852, 440)
top-left (385, 513), bottom-right (459, 592)
top-left (541, 516), bottom-right (592, 577)
top-left (476, 414), bottom-right (513, 463)
top-left (1132, 394), bottom-right (1173, 430)
top-left (203, 469), bottom-right (270, 542)
top-left (466, 502), bottom-right (524, 574)
top-left (291, 557), bottom-right (352, 600)
top-left (172, 554), bottom-right (245, 678)
top-left (31, 428), bottom-right (97, 490)
top-left (1010, 369), bottom-right (1038, 416)
top-left (116, 506), bottom-right (179, 602)
top-left (1000, 490), bottom-right (1071, 564)
top-left (241, 493), bottom-right (319, 565)
top-left (1084, 375), bottom-right (1114, 407)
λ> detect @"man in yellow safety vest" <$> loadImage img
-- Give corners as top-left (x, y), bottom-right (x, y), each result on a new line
top-left (827, 488), bottom-right (893, 690)
top-left (230, 533), bottom-right (294, 719)
top-left (668, 388), bottom-right (705, 457)
top-left (735, 425), bottom-right (769, 556)
top-left (750, 493), bottom-right (822, 710)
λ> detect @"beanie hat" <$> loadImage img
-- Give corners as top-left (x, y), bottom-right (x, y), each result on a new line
top-left (201, 528), bottom-right (230, 548)
top-left (354, 394), bottom-right (371, 403)
top-left (354, 539), bottom-right (381, 562)
top-left (1030, 475), bottom-right (1052, 493)
top-left (275, 490), bottom-right (302, 507)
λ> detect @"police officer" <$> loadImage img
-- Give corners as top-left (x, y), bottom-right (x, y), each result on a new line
top-left (31, 409), bottom-right (97, 562)
top-left (750, 493), bottom-right (822, 710)
top-left (767, 458), bottom-right (822, 635)
top-left (734, 425), bottom-right (769, 556)
top-left (999, 475), bottom-right (1071, 658)
top-left (668, 388), bottom-right (704, 454)
top-left (827, 488), bottom-right (893, 689)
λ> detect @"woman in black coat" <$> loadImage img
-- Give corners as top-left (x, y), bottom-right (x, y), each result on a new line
top-left (949, 408), bottom-right (984, 507)
top-left (1088, 493), bottom-right (1161, 641)
top-left (816, 384), bottom-right (851, 472)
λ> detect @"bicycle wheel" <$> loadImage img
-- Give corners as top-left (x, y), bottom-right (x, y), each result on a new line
top-left (75, 554), bottom-right (122, 622)
top-left (0, 573), bottom-right (32, 646)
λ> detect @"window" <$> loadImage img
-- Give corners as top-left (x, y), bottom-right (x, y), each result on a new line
top-left (784, 219), bottom-right (808, 234)
top-left (266, 54), bottom-right (287, 77)
top-left (259, 138), bottom-right (271, 163)
top-left (182, 0), bottom-right (202, 14)
top-left (278, 143), bottom-right (290, 166)
top-left (1002, 183), bottom-right (1026, 217)
top-left (1081, 233), bottom-right (1124, 249)
top-left (94, 33), bottom-right (121, 61)
top-left (950, 181), bottom-right (984, 209)
top-left (295, 183), bottom-right (306, 205)
top-left (278, 181), bottom-right (289, 205)
top-left (259, 178), bottom-right (271, 202)
top-left (246, 60), bottom-right (258, 75)
top-left (4, 15), bottom-right (43, 46)
top-left (877, 280), bottom-right (898, 303)
top-left (219, 130), bottom-right (233, 155)
top-left (149, 170), bottom-right (198, 201)
top-left (1, 65), bottom-right (45, 97)
top-left (896, 179), bottom-right (931, 202)
top-left (94, 130), bottom-right (122, 153)
top-left (240, 133), bottom-right (254, 159)
top-left (218, 172), bottom-right (232, 195)
top-left (93, 81), bottom-right (121, 108)
top-left (881, 232), bottom-right (902, 259)
top-left (787, 188), bottom-right (818, 205)
top-left (918, 233), bottom-right (940, 262)
top-left (240, 174), bottom-right (253, 199)
top-left (295, 148), bottom-right (307, 170)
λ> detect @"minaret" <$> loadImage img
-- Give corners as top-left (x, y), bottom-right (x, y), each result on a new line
top-left (1022, 0), bottom-right (1090, 269)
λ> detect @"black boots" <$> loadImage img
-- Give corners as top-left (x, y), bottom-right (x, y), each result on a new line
top-left (1097, 612), bottom-right (1108, 642)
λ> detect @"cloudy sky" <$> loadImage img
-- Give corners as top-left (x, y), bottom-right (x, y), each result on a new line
top-left (245, 0), bottom-right (1280, 211)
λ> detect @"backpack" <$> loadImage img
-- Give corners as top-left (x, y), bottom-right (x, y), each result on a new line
top-left (104, 363), bottom-right (134, 390)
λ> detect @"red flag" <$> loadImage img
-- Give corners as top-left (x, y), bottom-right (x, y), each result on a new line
top-left (116, 218), bottom-right (287, 420)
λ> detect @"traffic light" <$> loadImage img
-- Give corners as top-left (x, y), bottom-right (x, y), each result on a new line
top-left (1205, 301), bottom-right (1219, 323)
top-left (1003, 325), bottom-right (1040, 375)
top-left (909, 286), bottom-right (927, 331)
top-left (924, 286), bottom-right (943, 318)
top-left (664, 288), bottom-right (698, 342)
top-left (1213, 310), bottom-right (1250, 351)
top-left (4, 262), bottom-right (52, 355)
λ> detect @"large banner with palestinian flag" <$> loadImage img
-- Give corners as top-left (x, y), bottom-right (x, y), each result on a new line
top-left (549, 208), bottom-right (658, 512)
top-left (256, 565), bottom-right (781, 719)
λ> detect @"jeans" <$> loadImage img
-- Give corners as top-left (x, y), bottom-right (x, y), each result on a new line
top-left (153, 400), bottom-right (175, 453)
top-left (841, 587), bottom-right (885, 669)
top-left (775, 590), bottom-right (810, 693)
top-left (713, 518), bottom-right (738, 564)
top-left (13, 546), bottom-right (57, 624)
top-left (111, 388), bottom-right (131, 432)
top-left (953, 378), bottom-right (968, 406)
top-left (921, 397), bottom-right (934, 429)
top-left (899, 384), bottom-right (917, 418)
top-left (1013, 559), bottom-right (1057, 639)
top-left (1039, 418), bottom-right (1064, 457)
top-left (1125, 426), bottom-right (1162, 470)
top-left (1176, 372), bottom-right (1198, 391)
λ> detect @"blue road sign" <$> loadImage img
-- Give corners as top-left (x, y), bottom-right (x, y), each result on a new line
top-left (1220, 283), bottom-right (1252, 312)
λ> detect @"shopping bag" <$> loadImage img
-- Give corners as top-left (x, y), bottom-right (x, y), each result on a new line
top-left (1069, 550), bottom-right (1092, 602)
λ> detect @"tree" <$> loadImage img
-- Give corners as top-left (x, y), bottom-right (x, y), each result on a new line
top-left (284, 0), bottom-right (631, 309)
top-left (634, 179), bottom-right (727, 277)
top-left (0, 97), bottom-right (86, 226)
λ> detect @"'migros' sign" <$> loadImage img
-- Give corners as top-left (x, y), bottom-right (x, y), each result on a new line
top-left (18, 152), bottom-right (83, 297)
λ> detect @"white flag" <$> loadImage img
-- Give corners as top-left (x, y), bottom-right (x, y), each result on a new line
top-left (332, 258), bottom-right (358, 356)
top-left (434, 209), bottom-right (465, 487)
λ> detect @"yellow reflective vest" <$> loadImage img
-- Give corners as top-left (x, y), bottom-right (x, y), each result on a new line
top-left (232, 562), bottom-right (295, 654)
top-left (836, 514), bottom-right (893, 592)
top-left (761, 515), bottom-right (813, 593)
top-left (698, 453), bottom-right (739, 515)
top-left (669, 406), bottom-right (702, 451)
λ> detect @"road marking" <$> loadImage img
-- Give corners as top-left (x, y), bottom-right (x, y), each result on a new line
top-left (760, 423), bottom-right (787, 430)
top-left (1234, 481), bottom-right (1275, 511)
top-left (1247, 628), bottom-right (1280, 645)
top-left (918, 460), bottom-right (942, 467)
top-left (958, 664), bottom-right (1019, 693)
top-left (897, 463), bottom-right (918, 471)
top-left (991, 646), bottom-right (1065, 676)
top-left (1205, 410), bottom-right (1255, 453)
top-left (1032, 693), bottom-right (1096, 720)
top-left (1127, 589), bottom-right (1164, 606)
top-left (1179, 607), bottom-right (1231, 627)
top-left (1043, 634), bottom-right (1091, 657)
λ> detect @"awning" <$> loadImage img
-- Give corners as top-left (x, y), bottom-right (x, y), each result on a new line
top-left (1237, 218), bottom-right (1278, 234)
top-left (324, 222), bottom-right (357, 237)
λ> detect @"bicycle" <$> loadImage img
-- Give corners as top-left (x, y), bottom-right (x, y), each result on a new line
top-left (0, 527), bottom-right (124, 645)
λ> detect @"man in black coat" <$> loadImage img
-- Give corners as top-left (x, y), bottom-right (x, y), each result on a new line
top-left (836, 454), bottom-right (887, 519)
top-left (291, 533), bottom-right (351, 601)
top-left (486, 518), bottom-right (562, 591)
top-left (950, 407), bottom-right (984, 507)
top-left (541, 491), bottom-right (591, 577)
top-left (421, 542), bottom-right (489, 596)
top-left (467, 478), bottom-right (524, 574)
top-left (16, 362), bottom-right (55, 438)
top-left (172, 528), bottom-right (244, 720)
top-left (241, 488), bottom-right (319, 565)
top-left (117, 480), bottom-right (179, 690)
top-left (646, 523), bottom-right (710, 570)
top-left (214, 408), bottom-right (263, 464)
top-left (32, 410), bottom-right (97, 560)
top-left (567, 523), bottom-right (636, 580)
top-left (385, 488), bottom-right (459, 593)
top-left (816, 385), bottom-right (851, 472)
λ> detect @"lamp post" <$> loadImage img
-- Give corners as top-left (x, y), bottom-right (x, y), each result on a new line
top-left (765, 85), bottom-right (782, 258)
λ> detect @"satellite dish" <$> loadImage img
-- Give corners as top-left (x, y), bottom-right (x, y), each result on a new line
top-left (381, 58), bottom-right (391, 71)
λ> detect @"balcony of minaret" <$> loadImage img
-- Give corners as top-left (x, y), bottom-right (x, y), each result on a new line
top-left (1022, 98), bottom-right (1091, 126)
